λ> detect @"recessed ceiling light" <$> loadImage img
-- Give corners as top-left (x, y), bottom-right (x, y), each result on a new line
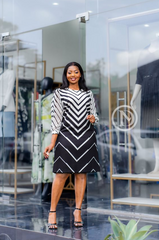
top-left (144, 24), bottom-right (149, 27)
top-left (52, 3), bottom-right (58, 5)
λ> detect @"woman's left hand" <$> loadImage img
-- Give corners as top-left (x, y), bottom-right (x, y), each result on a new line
top-left (87, 115), bottom-right (95, 124)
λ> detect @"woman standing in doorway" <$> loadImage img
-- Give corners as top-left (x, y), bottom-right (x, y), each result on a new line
top-left (43, 62), bottom-right (100, 229)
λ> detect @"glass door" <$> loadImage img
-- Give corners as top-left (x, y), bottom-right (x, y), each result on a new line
top-left (86, 4), bottom-right (159, 218)
top-left (107, 9), bottom-right (159, 214)
top-left (0, 31), bottom-right (43, 203)
top-left (0, 19), bottom-right (86, 205)
top-left (0, 39), bottom-right (18, 201)
top-left (39, 19), bottom-right (86, 200)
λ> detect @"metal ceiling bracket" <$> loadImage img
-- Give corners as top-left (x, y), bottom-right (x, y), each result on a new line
top-left (0, 32), bottom-right (10, 41)
top-left (76, 12), bottom-right (90, 23)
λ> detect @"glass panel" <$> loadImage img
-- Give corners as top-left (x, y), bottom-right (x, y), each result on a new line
top-left (86, 0), bottom-right (158, 15)
top-left (42, 19), bottom-right (86, 78)
top-left (0, 19), bottom-right (85, 205)
top-left (39, 19), bottom-right (86, 203)
top-left (2, 0), bottom-right (85, 34)
top-left (86, 14), bottom-right (109, 209)
top-left (0, 30), bottom-right (42, 202)
top-left (2, 0), bottom-right (14, 34)
top-left (0, 39), bottom-right (18, 199)
top-left (0, 0), bottom-right (3, 33)
top-left (87, 1), bottom-right (159, 217)
top-left (109, 8), bottom-right (159, 215)
top-left (0, 0), bottom-right (3, 198)
top-left (0, 40), bottom-right (7, 197)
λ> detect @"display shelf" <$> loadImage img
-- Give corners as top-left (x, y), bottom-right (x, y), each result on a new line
top-left (0, 197), bottom-right (29, 206)
top-left (113, 197), bottom-right (159, 208)
top-left (17, 166), bottom-right (32, 169)
top-left (0, 169), bottom-right (32, 174)
top-left (0, 187), bottom-right (34, 194)
top-left (4, 182), bottom-right (33, 187)
top-left (112, 173), bottom-right (159, 181)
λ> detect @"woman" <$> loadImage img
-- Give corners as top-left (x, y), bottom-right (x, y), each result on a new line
top-left (43, 62), bottom-right (100, 229)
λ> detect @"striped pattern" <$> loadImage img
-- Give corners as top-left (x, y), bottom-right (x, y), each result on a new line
top-left (51, 88), bottom-right (100, 173)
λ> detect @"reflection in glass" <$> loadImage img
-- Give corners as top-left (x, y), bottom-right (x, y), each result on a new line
top-left (107, 7), bottom-right (159, 213)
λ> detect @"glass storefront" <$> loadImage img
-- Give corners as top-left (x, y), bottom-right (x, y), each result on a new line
top-left (86, 0), bottom-right (159, 217)
top-left (0, 0), bottom-right (159, 221)
top-left (0, 18), bottom-right (86, 203)
top-left (0, 35), bottom-right (42, 200)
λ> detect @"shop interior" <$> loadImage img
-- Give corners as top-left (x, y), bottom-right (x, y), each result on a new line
top-left (103, 8), bottom-right (159, 214)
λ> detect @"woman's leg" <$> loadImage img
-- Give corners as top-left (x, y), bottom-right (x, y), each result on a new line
top-left (74, 173), bottom-right (87, 226)
top-left (48, 173), bottom-right (69, 227)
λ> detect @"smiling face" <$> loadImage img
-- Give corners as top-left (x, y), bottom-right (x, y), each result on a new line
top-left (66, 66), bottom-right (81, 87)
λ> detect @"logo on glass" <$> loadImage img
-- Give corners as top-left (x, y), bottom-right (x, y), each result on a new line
top-left (0, 234), bottom-right (12, 240)
top-left (112, 105), bottom-right (138, 131)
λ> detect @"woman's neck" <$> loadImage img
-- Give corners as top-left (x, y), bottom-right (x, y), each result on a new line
top-left (68, 84), bottom-right (79, 90)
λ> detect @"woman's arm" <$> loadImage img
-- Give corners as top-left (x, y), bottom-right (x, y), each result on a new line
top-left (43, 89), bottom-right (63, 158)
top-left (43, 134), bottom-right (58, 158)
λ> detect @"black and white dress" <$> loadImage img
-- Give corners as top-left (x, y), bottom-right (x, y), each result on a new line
top-left (51, 88), bottom-right (100, 173)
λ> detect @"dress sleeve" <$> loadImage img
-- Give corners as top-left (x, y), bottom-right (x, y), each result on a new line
top-left (90, 90), bottom-right (99, 124)
top-left (136, 67), bottom-right (143, 85)
top-left (51, 89), bottom-right (63, 134)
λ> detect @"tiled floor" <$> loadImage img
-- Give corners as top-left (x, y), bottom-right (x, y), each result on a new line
top-left (0, 198), bottom-right (109, 240)
top-left (0, 196), bottom-right (159, 240)
top-left (1, 174), bottom-right (159, 239)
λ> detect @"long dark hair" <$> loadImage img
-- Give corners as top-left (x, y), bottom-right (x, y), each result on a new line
top-left (60, 62), bottom-right (88, 91)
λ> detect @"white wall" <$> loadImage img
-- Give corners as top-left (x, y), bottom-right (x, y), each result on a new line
top-left (42, 20), bottom-right (86, 81)
top-left (3, 21), bottom-right (86, 83)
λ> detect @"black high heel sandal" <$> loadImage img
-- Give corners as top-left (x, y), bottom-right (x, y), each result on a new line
top-left (74, 208), bottom-right (83, 227)
top-left (48, 211), bottom-right (58, 229)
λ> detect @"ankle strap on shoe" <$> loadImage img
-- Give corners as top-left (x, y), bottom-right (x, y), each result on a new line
top-left (75, 208), bottom-right (81, 211)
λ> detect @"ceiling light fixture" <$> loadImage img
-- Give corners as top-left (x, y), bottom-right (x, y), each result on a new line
top-left (52, 3), bottom-right (59, 5)
top-left (144, 24), bottom-right (149, 27)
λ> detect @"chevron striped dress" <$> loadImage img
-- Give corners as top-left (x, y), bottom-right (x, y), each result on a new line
top-left (51, 88), bottom-right (100, 173)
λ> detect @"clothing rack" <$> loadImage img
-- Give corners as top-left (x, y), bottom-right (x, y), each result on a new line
top-left (0, 39), bottom-right (37, 199)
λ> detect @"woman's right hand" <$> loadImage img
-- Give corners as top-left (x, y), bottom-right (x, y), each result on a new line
top-left (43, 143), bottom-right (54, 158)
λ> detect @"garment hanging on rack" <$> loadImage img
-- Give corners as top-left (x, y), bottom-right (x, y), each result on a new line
top-left (0, 112), bottom-right (15, 137)
top-left (31, 93), bottom-right (54, 184)
top-left (136, 47), bottom-right (159, 138)
top-left (0, 69), bottom-right (15, 112)
top-left (17, 79), bottom-right (41, 138)
top-left (0, 69), bottom-right (15, 165)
